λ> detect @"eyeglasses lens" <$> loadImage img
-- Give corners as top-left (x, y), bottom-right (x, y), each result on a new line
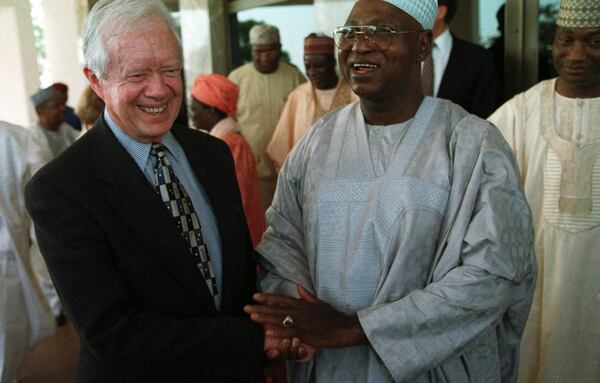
top-left (334, 27), bottom-right (392, 51)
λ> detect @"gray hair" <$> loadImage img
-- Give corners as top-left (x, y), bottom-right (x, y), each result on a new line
top-left (82, 0), bottom-right (181, 79)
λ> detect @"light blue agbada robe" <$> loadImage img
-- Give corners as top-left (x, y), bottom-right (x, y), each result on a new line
top-left (257, 98), bottom-right (536, 383)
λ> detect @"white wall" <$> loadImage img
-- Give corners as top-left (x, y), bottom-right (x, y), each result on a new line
top-left (180, 0), bottom-right (215, 84)
top-left (41, 0), bottom-right (88, 112)
top-left (314, 0), bottom-right (355, 36)
top-left (0, 0), bottom-right (40, 127)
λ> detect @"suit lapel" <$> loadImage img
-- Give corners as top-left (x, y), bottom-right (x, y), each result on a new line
top-left (91, 120), bottom-right (217, 311)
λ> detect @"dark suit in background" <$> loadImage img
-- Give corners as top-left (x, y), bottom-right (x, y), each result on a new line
top-left (437, 34), bottom-right (497, 119)
top-left (25, 120), bottom-right (264, 382)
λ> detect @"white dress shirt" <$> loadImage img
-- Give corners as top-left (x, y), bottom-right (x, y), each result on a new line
top-left (432, 28), bottom-right (453, 97)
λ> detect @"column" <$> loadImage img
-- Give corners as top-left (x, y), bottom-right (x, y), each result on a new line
top-left (0, 0), bottom-right (40, 127)
top-left (179, 0), bottom-right (230, 126)
top-left (42, 0), bottom-right (88, 111)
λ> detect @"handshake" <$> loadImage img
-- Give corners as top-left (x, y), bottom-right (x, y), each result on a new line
top-left (243, 285), bottom-right (367, 362)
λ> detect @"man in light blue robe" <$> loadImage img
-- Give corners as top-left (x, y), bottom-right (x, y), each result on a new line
top-left (245, 1), bottom-right (536, 382)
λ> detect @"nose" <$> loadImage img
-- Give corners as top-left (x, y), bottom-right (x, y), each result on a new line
top-left (351, 32), bottom-right (372, 53)
top-left (566, 40), bottom-right (587, 61)
top-left (145, 72), bottom-right (169, 99)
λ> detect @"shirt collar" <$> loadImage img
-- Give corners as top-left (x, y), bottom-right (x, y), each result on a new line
top-left (434, 28), bottom-right (452, 53)
top-left (103, 109), bottom-right (181, 172)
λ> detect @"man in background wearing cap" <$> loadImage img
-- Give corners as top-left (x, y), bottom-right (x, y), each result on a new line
top-left (27, 86), bottom-right (78, 321)
top-left (244, 0), bottom-right (535, 381)
top-left (267, 33), bottom-right (357, 171)
top-left (489, 1), bottom-right (600, 381)
top-left (427, 0), bottom-right (496, 118)
top-left (28, 86), bottom-right (78, 160)
top-left (191, 73), bottom-right (265, 248)
top-left (228, 24), bottom-right (305, 210)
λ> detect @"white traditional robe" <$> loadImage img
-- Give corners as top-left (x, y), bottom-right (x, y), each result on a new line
top-left (258, 98), bottom-right (536, 382)
top-left (27, 122), bottom-right (78, 160)
top-left (489, 79), bottom-right (600, 383)
top-left (0, 122), bottom-right (54, 383)
top-left (25, 121), bottom-right (77, 317)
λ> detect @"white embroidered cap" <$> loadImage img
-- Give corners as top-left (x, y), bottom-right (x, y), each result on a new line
top-left (557, 0), bottom-right (600, 28)
top-left (249, 24), bottom-right (280, 45)
top-left (383, 0), bottom-right (439, 30)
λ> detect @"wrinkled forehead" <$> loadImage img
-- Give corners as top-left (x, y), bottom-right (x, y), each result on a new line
top-left (104, 17), bottom-right (180, 58)
top-left (345, 0), bottom-right (420, 30)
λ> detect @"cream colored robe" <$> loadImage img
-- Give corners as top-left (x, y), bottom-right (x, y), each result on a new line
top-left (267, 79), bottom-right (358, 171)
top-left (489, 79), bottom-right (600, 383)
top-left (259, 98), bottom-right (536, 382)
top-left (228, 62), bottom-right (305, 209)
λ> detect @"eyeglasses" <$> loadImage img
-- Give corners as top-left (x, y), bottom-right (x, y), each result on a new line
top-left (333, 25), bottom-right (422, 51)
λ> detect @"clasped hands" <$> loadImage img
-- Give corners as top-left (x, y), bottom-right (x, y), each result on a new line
top-left (244, 285), bottom-right (367, 363)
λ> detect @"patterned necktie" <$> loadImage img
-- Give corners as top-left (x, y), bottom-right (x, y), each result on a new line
top-left (422, 51), bottom-right (434, 97)
top-left (150, 142), bottom-right (219, 308)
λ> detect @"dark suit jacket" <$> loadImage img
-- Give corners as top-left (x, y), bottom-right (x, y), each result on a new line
top-left (25, 119), bottom-right (264, 383)
top-left (437, 34), bottom-right (497, 119)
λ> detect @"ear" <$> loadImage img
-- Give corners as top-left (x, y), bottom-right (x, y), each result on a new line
top-left (417, 30), bottom-right (433, 63)
top-left (83, 67), bottom-right (105, 101)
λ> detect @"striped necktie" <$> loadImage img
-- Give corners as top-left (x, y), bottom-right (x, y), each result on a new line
top-left (151, 142), bottom-right (219, 308)
top-left (422, 51), bottom-right (434, 97)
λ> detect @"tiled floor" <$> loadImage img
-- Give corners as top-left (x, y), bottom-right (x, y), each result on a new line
top-left (17, 323), bottom-right (79, 383)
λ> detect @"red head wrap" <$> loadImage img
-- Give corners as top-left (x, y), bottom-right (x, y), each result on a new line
top-left (191, 74), bottom-right (239, 117)
top-left (304, 33), bottom-right (335, 56)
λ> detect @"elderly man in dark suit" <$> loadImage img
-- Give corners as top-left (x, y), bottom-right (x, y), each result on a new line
top-left (423, 0), bottom-right (497, 118)
top-left (24, 0), bottom-right (283, 381)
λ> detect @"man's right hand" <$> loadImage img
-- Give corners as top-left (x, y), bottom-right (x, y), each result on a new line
top-left (264, 334), bottom-right (316, 362)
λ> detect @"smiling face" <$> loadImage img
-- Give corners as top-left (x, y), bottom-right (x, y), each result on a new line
top-left (85, 17), bottom-right (182, 143)
top-left (553, 26), bottom-right (600, 97)
top-left (304, 54), bottom-right (338, 90)
top-left (338, 0), bottom-right (430, 102)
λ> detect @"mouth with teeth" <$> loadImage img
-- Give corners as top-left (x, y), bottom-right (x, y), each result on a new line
top-left (352, 63), bottom-right (379, 74)
top-left (139, 105), bottom-right (167, 115)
